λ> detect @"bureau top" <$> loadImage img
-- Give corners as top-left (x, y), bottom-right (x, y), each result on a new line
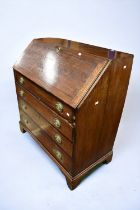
top-left (13, 38), bottom-right (110, 108)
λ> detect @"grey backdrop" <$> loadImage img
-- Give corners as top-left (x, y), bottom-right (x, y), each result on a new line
top-left (0, 0), bottom-right (140, 209)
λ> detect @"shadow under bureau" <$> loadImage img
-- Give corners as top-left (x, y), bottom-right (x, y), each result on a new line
top-left (13, 38), bottom-right (133, 190)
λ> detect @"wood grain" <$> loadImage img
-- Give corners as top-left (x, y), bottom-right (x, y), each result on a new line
top-left (13, 37), bottom-right (134, 190)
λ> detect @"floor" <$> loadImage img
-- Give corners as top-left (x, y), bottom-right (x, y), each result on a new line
top-left (0, 0), bottom-right (140, 209)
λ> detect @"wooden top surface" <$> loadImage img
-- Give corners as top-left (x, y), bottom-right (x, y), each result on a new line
top-left (14, 38), bottom-right (110, 108)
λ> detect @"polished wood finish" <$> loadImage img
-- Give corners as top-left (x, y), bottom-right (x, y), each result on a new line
top-left (19, 98), bottom-right (73, 157)
top-left (15, 71), bottom-right (74, 122)
top-left (13, 38), bottom-right (134, 190)
top-left (20, 111), bottom-right (72, 172)
top-left (73, 67), bottom-right (111, 174)
top-left (13, 38), bottom-right (109, 108)
top-left (16, 84), bottom-right (73, 141)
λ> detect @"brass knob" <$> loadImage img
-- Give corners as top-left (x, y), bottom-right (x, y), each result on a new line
top-left (54, 134), bottom-right (62, 144)
top-left (55, 102), bottom-right (63, 112)
top-left (53, 118), bottom-right (61, 128)
top-left (19, 90), bottom-right (24, 97)
top-left (24, 119), bottom-right (29, 124)
top-left (19, 77), bottom-right (24, 84)
top-left (53, 149), bottom-right (62, 160)
top-left (22, 104), bottom-right (27, 110)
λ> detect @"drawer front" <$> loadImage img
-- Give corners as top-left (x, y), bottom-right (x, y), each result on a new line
top-left (19, 98), bottom-right (73, 157)
top-left (14, 71), bottom-right (74, 122)
top-left (16, 84), bottom-right (73, 141)
top-left (20, 111), bottom-right (72, 172)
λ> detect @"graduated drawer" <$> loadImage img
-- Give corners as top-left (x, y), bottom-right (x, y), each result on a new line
top-left (14, 70), bottom-right (74, 122)
top-left (19, 98), bottom-right (73, 157)
top-left (16, 84), bottom-right (73, 141)
top-left (20, 111), bottom-right (72, 172)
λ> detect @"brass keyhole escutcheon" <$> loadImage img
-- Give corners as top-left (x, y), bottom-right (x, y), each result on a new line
top-left (56, 46), bottom-right (61, 53)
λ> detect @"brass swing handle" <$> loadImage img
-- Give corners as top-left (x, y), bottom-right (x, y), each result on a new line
top-left (54, 134), bottom-right (62, 144)
top-left (53, 149), bottom-right (62, 161)
top-left (53, 118), bottom-right (61, 128)
top-left (19, 90), bottom-right (24, 97)
top-left (19, 77), bottom-right (24, 85)
top-left (55, 102), bottom-right (63, 112)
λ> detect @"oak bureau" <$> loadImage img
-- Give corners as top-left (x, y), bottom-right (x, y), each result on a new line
top-left (13, 38), bottom-right (134, 190)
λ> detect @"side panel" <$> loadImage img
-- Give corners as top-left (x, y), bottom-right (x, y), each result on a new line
top-left (73, 53), bottom-right (133, 175)
top-left (96, 53), bottom-right (133, 157)
top-left (73, 66), bottom-right (111, 175)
